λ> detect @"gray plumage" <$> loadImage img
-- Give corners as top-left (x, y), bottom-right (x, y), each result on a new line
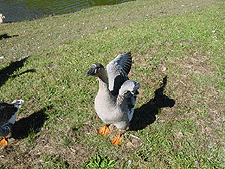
top-left (0, 100), bottom-right (24, 137)
top-left (86, 52), bottom-right (140, 130)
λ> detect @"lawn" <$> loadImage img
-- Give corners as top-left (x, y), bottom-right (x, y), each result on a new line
top-left (0, 0), bottom-right (224, 168)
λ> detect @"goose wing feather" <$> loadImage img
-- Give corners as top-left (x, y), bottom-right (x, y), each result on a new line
top-left (106, 52), bottom-right (132, 95)
top-left (0, 100), bottom-right (24, 125)
top-left (0, 103), bottom-right (18, 125)
top-left (117, 80), bottom-right (140, 121)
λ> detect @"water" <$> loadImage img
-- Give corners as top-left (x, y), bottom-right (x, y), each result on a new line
top-left (0, 0), bottom-right (131, 23)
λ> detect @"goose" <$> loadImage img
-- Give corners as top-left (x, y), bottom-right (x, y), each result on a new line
top-left (0, 14), bottom-right (5, 24)
top-left (0, 100), bottom-right (24, 146)
top-left (85, 52), bottom-right (140, 145)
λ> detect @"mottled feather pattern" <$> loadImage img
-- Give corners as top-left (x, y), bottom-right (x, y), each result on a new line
top-left (116, 94), bottom-right (124, 105)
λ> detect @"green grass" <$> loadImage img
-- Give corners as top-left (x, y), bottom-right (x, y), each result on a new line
top-left (0, 0), bottom-right (224, 168)
top-left (83, 154), bottom-right (116, 169)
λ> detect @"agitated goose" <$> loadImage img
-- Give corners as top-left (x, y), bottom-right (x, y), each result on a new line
top-left (85, 52), bottom-right (140, 145)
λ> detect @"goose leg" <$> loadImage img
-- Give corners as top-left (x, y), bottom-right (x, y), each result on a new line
top-left (111, 129), bottom-right (121, 145)
top-left (0, 137), bottom-right (8, 146)
top-left (98, 124), bottom-right (110, 136)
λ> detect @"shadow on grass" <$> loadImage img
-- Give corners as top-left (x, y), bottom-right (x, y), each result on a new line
top-left (11, 69), bottom-right (36, 78)
top-left (0, 34), bottom-right (18, 40)
top-left (11, 106), bottom-right (51, 139)
top-left (0, 56), bottom-right (35, 87)
top-left (129, 76), bottom-right (175, 131)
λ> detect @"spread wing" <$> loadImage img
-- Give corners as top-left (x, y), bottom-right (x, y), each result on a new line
top-left (106, 52), bottom-right (132, 95)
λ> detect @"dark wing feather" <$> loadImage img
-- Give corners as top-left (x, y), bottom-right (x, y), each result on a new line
top-left (114, 52), bottom-right (132, 75)
top-left (106, 52), bottom-right (132, 95)
top-left (0, 103), bottom-right (18, 125)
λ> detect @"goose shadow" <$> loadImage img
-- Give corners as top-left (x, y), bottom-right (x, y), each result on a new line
top-left (0, 34), bottom-right (18, 40)
top-left (129, 76), bottom-right (175, 131)
top-left (0, 56), bottom-right (35, 88)
top-left (11, 106), bottom-right (51, 139)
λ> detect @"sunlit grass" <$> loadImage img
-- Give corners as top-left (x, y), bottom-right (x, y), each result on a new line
top-left (0, 0), bottom-right (224, 168)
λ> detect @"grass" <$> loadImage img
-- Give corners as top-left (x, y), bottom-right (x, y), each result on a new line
top-left (0, 0), bottom-right (224, 168)
top-left (83, 154), bottom-right (116, 169)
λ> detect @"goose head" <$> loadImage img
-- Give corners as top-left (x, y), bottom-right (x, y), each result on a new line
top-left (85, 63), bottom-right (105, 77)
top-left (86, 63), bottom-right (108, 83)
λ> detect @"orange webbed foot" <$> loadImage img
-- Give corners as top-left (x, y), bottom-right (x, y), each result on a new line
top-left (98, 124), bottom-right (110, 136)
top-left (111, 130), bottom-right (121, 146)
top-left (0, 137), bottom-right (8, 146)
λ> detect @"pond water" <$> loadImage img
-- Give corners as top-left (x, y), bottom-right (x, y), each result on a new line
top-left (0, 0), bottom-right (131, 23)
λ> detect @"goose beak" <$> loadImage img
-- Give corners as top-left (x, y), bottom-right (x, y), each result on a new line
top-left (85, 65), bottom-right (96, 76)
